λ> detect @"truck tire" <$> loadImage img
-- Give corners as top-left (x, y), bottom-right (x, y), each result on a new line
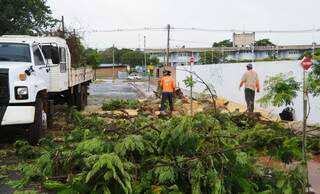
top-left (28, 97), bottom-right (47, 145)
top-left (75, 85), bottom-right (85, 111)
top-left (83, 84), bottom-right (88, 106)
top-left (67, 88), bottom-right (76, 107)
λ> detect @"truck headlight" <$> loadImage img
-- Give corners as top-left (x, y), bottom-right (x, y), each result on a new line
top-left (15, 86), bottom-right (28, 100)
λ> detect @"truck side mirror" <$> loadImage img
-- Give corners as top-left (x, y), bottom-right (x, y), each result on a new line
top-left (51, 47), bottom-right (60, 64)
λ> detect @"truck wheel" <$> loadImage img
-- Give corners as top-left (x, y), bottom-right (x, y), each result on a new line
top-left (28, 97), bottom-right (47, 145)
top-left (76, 85), bottom-right (85, 111)
top-left (67, 88), bottom-right (76, 107)
top-left (83, 84), bottom-right (88, 106)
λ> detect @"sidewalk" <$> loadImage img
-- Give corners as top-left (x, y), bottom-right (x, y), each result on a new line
top-left (129, 81), bottom-right (157, 98)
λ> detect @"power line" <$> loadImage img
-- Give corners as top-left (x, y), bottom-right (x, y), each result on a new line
top-left (171, 39), bottom-right (212, 44)
top-left (172, 27), bottom-right (320, 34)
top-left (84, 27), bottom-right (320, 34)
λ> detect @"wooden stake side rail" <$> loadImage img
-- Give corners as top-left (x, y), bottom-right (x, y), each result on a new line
top-left (69, 66), bottom-right (94, 87)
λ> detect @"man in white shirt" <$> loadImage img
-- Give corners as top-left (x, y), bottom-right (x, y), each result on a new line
top-left (239, 64), bottom-right (260, 112)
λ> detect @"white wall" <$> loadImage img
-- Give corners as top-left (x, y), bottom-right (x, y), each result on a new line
top-left (176, 61), bottom-right (320, 124)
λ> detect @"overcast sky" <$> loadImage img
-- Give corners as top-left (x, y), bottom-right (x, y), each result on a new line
top-left (47, 0), bottom-right (320, 49)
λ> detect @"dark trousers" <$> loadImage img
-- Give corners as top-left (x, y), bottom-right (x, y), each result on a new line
top-left (245, 88), bottom-right (255, 112)
top-left (161, 92), bottom-right (174, 112)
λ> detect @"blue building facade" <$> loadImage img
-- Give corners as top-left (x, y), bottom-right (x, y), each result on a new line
top-left (146, 44), bottom-right (318, 66)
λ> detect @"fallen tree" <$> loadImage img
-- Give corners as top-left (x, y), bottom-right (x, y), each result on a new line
top-left (4, 100), bottom-right (320, 194)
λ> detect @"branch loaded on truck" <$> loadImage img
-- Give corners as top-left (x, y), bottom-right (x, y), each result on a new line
top-left (0, 35), bottom-right (93, 144)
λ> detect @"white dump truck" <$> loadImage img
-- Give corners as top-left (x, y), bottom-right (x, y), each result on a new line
top-left (0, 35), bottom-right (93, 144)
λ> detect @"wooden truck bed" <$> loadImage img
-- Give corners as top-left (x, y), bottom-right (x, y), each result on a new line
top-left (69, 66), bottom-right (94, 87)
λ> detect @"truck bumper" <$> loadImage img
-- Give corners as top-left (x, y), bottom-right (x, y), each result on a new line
top-left (1, 106), bottom-right (35, 126)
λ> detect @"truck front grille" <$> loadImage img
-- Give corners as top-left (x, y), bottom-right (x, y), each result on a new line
top-left (0, 69), bottom-right (9, 105)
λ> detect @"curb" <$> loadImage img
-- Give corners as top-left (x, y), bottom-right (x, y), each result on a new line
top-left (128, 83), bottom-right (147, 98)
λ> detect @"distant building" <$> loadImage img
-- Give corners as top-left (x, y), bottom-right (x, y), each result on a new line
top-left (233, 32), bottom-right (255, 47)
top-left (96, 64), bottom-right (127, 78)
top-left (145, 44), bottom-right (319, 66)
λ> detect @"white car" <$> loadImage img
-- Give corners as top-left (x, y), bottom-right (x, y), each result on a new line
top-left (128, 74), bottom-right (142, 80)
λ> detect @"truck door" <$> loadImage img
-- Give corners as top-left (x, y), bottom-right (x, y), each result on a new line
top-left (32, 45), bottom-right (49, 89)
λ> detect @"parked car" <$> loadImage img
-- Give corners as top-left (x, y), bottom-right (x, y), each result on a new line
top-left (128, 73), bottom-right (142, 80)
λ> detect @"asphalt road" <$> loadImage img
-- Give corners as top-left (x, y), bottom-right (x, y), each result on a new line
top-left (88, 79), bottom-right (143, 105)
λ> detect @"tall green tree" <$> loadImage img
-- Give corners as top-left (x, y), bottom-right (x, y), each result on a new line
top-left (65, 31), bottom-right (86, 67)
top-left (212, 39), bottom-right (233, 47)
top-left (199, 51), bottom-right (222, 64)
top-left (120, 50), bottom-right (144, 67)
top-left (148, 56), bottom-right (159, 65)
top-left (85, 48), bottom-right (102, 68)
top-left (0, 0), bottom-right (57, 35)
top-left (254, 39), bottom-right (275, 46)
top-left (100, 48), bottom-right (159, 67)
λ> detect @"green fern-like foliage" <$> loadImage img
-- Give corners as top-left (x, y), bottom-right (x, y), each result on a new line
top-left (153, 166), bottom-right (176, 184)
top-left (10, 152), bottom-right (53, 189)
top-left (114, 135), bottom-right (155, 158)
top-left (9, 109), bottom-right (318, 194)
top-left (159, 117), bottom-right (203, 156)
top-left (85, 153), bottom-right (132, 194)
top-left (75, 138), bottom-right (108, 157)
top-left (102, 99), bottom-right (140, 111)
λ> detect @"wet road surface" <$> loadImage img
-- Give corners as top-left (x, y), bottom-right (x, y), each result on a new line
top-left (88, 79), bottom-right (142, 105)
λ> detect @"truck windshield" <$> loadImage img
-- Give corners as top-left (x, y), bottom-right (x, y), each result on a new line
top-left (0, 43), bottom-right (31, 62)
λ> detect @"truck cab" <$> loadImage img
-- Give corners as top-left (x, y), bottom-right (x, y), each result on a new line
top-left (0, 35), bottom-right (93, 144)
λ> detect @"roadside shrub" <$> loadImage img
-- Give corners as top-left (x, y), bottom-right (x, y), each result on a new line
top-left (102, 99), bottom-right (140, 111)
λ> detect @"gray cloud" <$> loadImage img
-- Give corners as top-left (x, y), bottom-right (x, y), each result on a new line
top-left (47, 0), bottom-right (320, 49)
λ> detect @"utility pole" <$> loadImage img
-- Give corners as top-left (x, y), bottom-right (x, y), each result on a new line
top-left (61, 16), bottom-right (65, 38)
top-left (112, 44), bottom-right (115, 83)
top-left (166, 24), bottom-right (171, 66)
top-left (144, 36), bottom-right (147, 69)
top-left (144, 36), bottom-right (149, 92)
top-left (138, 33), bottom-right (141, 50)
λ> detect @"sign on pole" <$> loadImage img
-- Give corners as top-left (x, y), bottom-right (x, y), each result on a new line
top-left (301, 56), bottom-right (313, 70)
top-left (189, 57), bottom-right (195, 65)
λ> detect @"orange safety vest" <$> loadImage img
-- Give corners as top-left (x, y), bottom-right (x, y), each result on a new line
top-left (160, 76), bottom-right (175, 92)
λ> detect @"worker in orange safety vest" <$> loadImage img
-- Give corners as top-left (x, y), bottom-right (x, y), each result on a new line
top-left (160, 70), bottom-right (175, 113)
